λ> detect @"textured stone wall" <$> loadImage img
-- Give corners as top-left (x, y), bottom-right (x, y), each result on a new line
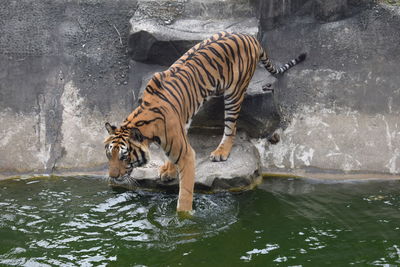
top-left (254, 1), bottom-right (400, 176)
top-left (1, 0), bottom-right (399, 179)
top-left (0, 0), bottom-right (138, 176)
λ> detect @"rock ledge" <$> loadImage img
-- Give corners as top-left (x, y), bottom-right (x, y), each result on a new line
top-left (109, 133), bottom-right (262, 192)
top-left (128, 0), bottom-right (258, 65)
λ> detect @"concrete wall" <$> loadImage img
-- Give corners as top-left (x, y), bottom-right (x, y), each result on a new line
top-left (0, 0), bottom-right (138, 176)
top-left (0, 0), bottom-right (399, 178)
top-left (254, 1), bottom-right (400, 176)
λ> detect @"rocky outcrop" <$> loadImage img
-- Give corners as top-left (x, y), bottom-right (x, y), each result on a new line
top-left (109, 133), bottom-right (262, 191)
top-left (128, 0), bottom-right (258, 66)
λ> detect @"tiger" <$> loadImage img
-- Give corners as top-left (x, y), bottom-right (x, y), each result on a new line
top-left (104, 31), bottom-right (306, 213)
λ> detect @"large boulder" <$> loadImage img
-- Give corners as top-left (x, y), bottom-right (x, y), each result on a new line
top-left (108, 132), bottom-right (262, 192)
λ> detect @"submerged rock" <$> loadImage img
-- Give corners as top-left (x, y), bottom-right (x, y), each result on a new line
top-left (109, 133), bottom-right (262, 192)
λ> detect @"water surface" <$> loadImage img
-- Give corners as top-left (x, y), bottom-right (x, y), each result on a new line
top-left (0, 176), bottom-right (399, 266)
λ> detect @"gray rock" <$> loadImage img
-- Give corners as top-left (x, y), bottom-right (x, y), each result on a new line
top-left (0, 0), bottom-right (139, 176)
top-left (128, 0), bottom-right (258, 65)
top-left (255, 0), bottom-right (375, 30)
top-left (109, 133), bottom-right (262, 192)
top-left (254, 3), bottom-right (400, 176)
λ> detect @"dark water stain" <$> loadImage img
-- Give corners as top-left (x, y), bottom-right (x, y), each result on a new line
top-left (0, 176), bottom-right (399, 266)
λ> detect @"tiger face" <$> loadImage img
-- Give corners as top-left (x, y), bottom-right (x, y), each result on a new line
top-left (104, 122), bottom-right (150, 181)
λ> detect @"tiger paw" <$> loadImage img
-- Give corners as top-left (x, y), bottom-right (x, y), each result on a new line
top-left (210, 147), bottom-right (230, 162)
top-left (159, 162), bottom-right (178, 182)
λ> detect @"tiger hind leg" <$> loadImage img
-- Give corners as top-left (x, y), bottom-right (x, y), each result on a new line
top-left (159, 160), bottom-right (178, 182)
top-left (210, 84), bottom-right (247, 162)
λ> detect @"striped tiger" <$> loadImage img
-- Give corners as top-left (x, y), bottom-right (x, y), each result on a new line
top-left (104, 32), bottom-right (306, 212)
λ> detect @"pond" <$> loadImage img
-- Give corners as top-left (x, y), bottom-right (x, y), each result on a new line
top-left (0, 176), bottom-right (399, 266)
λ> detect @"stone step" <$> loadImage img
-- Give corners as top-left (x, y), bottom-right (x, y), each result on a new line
top-left (108, 133), bottom-right (262, 192)
top-left (128, 0), bottom-right (258, 65)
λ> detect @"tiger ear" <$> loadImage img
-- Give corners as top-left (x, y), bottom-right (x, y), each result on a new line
top-left (130, 128), bottom-right (144, 142)
top-left (105, 122), bottom-right (116, 134)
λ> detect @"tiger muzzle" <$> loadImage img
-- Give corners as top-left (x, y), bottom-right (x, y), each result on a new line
top-left (109, 167), bottom-right (126, 180)
top-left (108, 158), bottom-right (131, 181)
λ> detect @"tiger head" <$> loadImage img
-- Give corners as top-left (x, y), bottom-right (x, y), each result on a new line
top-left (104, 122), bottom-right (150, 181)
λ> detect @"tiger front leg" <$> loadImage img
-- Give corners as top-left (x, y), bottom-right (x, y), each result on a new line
top-left (159, 160), bottom-right (178, 182)
top-left (176, 146), bottom-right (196, 213)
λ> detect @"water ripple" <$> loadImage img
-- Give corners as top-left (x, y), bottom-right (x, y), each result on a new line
top-left (0, 177), bottom-right (240, 266)
top-left (1, 177), bottom-right (400, 266)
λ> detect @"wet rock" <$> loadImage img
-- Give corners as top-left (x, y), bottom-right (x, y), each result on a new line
top-left (109, 133), bottom-right (262, 192)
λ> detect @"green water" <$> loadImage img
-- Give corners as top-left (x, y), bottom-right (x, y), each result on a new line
top-left (0, 176), bottom-right (399, 266)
